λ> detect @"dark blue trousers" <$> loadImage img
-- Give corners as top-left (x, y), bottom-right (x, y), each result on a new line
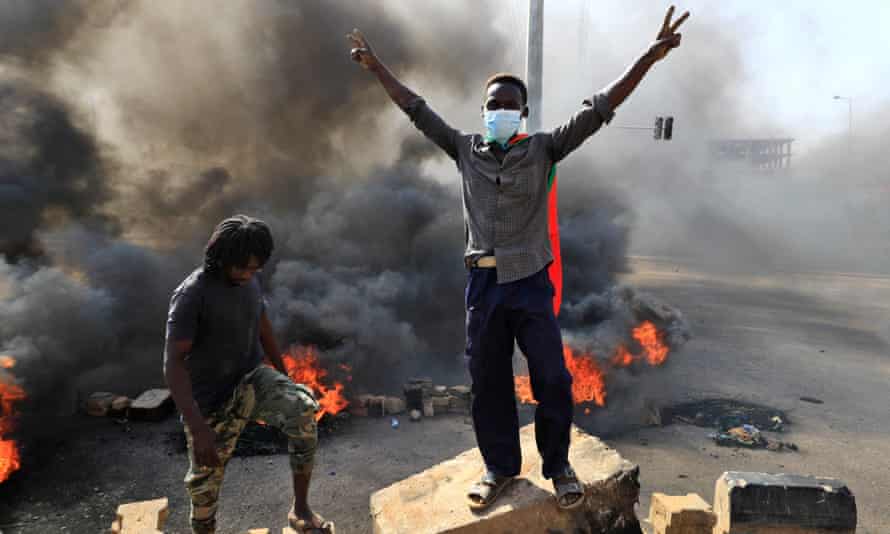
top-left (465, 267), bottom-right (573, 479)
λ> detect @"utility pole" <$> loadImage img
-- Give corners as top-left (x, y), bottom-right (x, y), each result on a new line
top-left (526, 0), bottom-right (544, 133)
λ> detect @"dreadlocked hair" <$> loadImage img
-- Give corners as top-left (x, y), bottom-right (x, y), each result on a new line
top-left (204, 215), bottom-right (274, 274)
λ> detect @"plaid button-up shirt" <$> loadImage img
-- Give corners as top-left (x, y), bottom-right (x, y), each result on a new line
top-left (404, 93), bottom-right (614, 284)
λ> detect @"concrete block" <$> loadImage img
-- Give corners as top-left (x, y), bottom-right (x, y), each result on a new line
top-left (370, 424), bottom-right (641, 534)
top-left (129, 389), bottom-right (173, 421)
top-left (649, 493), bottom-right (715, 533)
top-left (109, 497), bottom-right (168, 533)
top-left (713, 472), bottom-right (856, 534)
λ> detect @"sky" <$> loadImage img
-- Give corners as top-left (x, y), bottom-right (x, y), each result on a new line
top-left (532, 1), bottom-right (890, 155)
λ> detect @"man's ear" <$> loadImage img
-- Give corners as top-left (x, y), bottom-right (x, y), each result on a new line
top-left (521, 106), bottom-right (530, 119)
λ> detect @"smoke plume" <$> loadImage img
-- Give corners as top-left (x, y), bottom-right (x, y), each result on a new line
top-left (0, 1), bottom-right (705, 436)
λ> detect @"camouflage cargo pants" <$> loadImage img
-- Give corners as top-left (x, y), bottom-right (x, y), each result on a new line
top-left (183, 365), bottom-right (319, 534)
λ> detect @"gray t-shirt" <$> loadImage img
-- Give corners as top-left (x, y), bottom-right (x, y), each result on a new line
top-left (165, 267), bottom-right (266, 416)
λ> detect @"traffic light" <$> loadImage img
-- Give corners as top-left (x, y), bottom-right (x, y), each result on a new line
top-left (654, 117), bottom-right (663, 140)
top-left (664, 116), bottom-right (674, 140)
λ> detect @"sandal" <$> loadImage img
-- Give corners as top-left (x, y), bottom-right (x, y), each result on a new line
top-left (288, 508), bottom-right (335, 534)
top-left (467, 470), bottom-right (514, 511)
top-left (552, 466), bottom-right (586, 510)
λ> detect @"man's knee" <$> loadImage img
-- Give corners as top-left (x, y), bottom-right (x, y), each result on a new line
top-left (532, 367), bottom-right (572, 399)
top-left (288, 419), bottom-right (318, 474)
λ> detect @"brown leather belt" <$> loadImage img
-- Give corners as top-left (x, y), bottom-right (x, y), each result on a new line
top-left (465, 255), bottom-right (496, 269)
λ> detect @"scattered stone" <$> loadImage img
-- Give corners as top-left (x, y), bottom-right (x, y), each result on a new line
top-left (448, 385), bottom-right (471, 397)
top-left (404, 378), bottom-right (433, 412)
top-left (85, 392), bottom-right (116, 417)
top-left (431, 396), bottom-right (450, 412)
top-left (129, 389), bottom-right (173, 421)
top-left (713, 472), bottom-right (857, 533)
top-left (109, 497), bottom-right (168, 534)
top-left (448, 395), bottom-right (470, 415)
top-left (109, 396), bottom-right (131, 417)
top-left (370, 424), bottom-right (640, 534)
top-left (643, 399), bottom-right (668, 426)
top-left (649, 492), bottom-right (716, 534)
top-left (422, 398), bottom-right (435, 417)
top-left (384, 396), bottom-right (405, 415)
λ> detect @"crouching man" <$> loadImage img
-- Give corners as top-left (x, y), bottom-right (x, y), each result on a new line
top-left (164, 215), bottom-right (333, 534)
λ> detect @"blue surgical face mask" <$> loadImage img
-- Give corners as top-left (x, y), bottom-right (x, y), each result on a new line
top-left (484, 109), bottom-right (522, 146)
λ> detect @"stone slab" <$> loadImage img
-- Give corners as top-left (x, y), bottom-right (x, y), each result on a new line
top-left (109, 497), bottom-right (168, 533)
top-left (713, 472), bottom-right (856, 534)
top-left (649, 493), bottom-right (716, 534)
top-left (129, 389), bottom-right (173, 421)
top-left (370, 424), bottom-right (640, 534)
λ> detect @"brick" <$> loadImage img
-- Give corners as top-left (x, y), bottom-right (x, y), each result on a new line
top-left (370, 424), bottom-right (641, 534)
top-left (713, 472), bottom-right (856, 534)
top-left (109, 497), bottom-right (168, 533)
top-left (649, 493), bottom-right (715, 533)
top-left (129, 389), bottom-right (173, 421)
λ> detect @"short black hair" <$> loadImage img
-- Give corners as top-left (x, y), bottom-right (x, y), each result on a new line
top-left (484, 72), bottom-right (528, 105)
top-left (204, 215), bottom-right (274, 273)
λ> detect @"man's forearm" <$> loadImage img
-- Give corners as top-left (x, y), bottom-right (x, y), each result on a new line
top-left (259, 313), bottom-right (287, 375)
top-left (370, 61), bottom-right (419, 110)
top-left (164, 349), bottom-right (205, 431)
top-left (603, 49), bottom-right (659, 111)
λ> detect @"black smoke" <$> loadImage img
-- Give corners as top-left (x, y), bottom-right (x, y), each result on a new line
top-left (0, 0), bottom-right (685, 439)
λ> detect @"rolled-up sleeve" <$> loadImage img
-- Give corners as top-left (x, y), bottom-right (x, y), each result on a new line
top-left (403, 97), bottom-right (461, 162)
top-left (548, 92), bottom-right (615, 162)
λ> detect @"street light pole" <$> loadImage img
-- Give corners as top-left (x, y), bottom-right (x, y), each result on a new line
top-left (526, 0), bottom-right (544, 133)
top-left (833, 95), bottom-right (853, 157)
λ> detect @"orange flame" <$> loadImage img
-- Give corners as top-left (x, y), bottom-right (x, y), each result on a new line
top-left (633, 321), bottom-right (669, 366)
top-left (0, 356), bottom-right (25, 483)
top-left (515, 346), bottom-right (607, 408)
top-left (514, 375), bottom-right (536, 405)
top-left (564, 346), bottom-right (607, 407)
top-left (515, 322), bottom-right (670, 412)
top-left (280, 346), bottom-right (349, 422)
top-left (610, 345), bottom-right (635, 368)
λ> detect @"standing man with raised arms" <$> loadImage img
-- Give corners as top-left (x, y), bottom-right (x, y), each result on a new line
top-left (348, 6), bottom-right (688, 511)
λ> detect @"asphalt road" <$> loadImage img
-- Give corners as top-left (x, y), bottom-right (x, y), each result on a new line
top-left (1, 258), bottom-right (888, 533)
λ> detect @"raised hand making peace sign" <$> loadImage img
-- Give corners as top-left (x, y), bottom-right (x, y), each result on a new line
top-left (649, 5), bottom-right (689, 62)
